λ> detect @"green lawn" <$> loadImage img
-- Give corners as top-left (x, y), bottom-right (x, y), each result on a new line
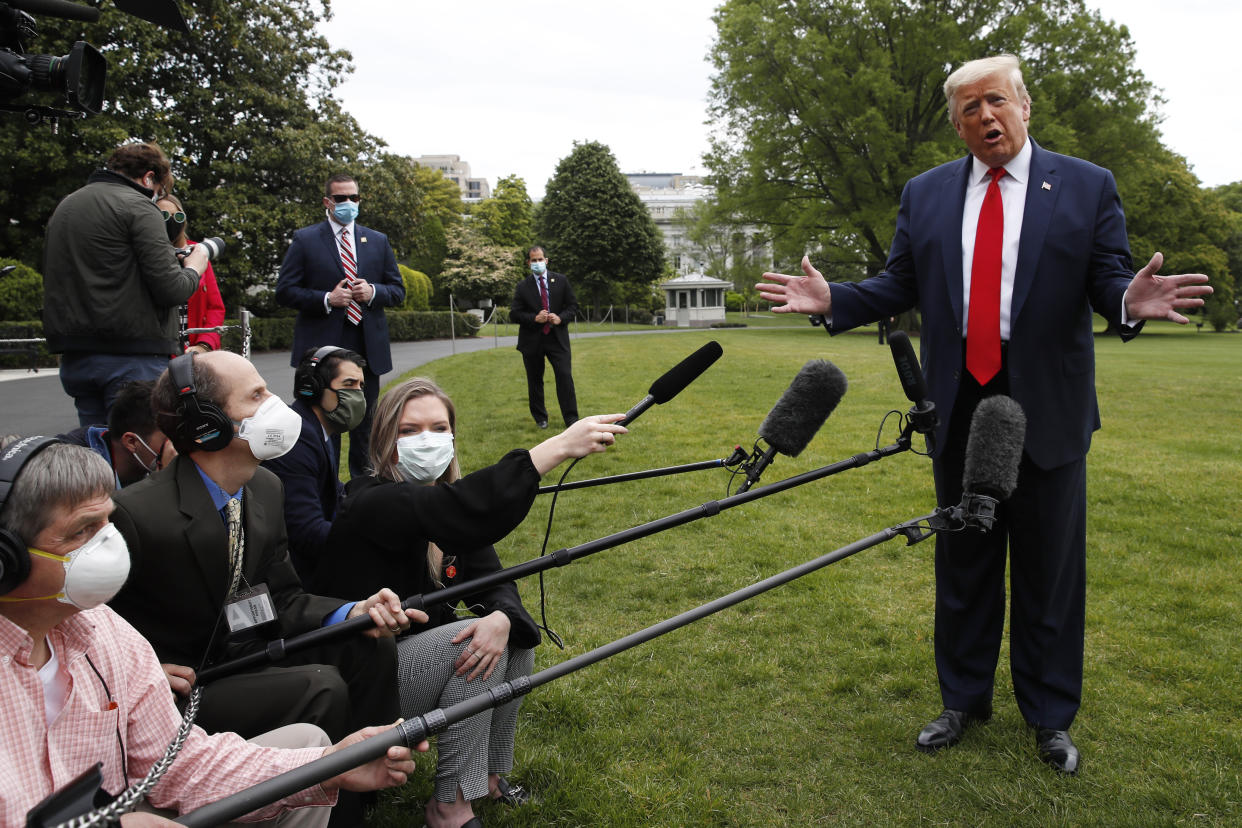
top-left (371, 325), bottom-right (1241, 827)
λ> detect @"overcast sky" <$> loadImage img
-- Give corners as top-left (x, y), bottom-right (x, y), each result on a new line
top-left (319, 1), bottom-right (1241, 200)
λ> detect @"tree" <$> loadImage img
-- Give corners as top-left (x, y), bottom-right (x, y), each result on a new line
top-left (0, 0), bottom-right (393, 309)
top-left (0, 260), bottom-right (43, 321)
top-left (536, 141), bottom-right (664, 312)
top-left (706, 0), bottom-right (1223, 285)
top-left (438, 223), bottom-right (521, 304)
top-left (473, 175), bottom-right (534, 249)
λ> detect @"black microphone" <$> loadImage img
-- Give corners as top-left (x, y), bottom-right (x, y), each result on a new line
top-left (619, 340), bottom-right (722, 426)
top-left (737, 360), bottom-right (847, 493)
top-left (888, 330), bottom-right (937, 450)
top-left (960, 395), bottom-right (1026, 530)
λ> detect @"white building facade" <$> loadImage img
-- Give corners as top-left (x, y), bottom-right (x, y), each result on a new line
top-left (415, 154), bottom-right (491, 202)
top-left (659, 273), bottom-right (733, 328)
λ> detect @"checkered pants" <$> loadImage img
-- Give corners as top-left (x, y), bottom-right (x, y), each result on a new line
top-left (396, 619), bottom-right (535, 802)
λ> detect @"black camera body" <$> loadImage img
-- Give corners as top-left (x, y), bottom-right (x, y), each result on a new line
top-left (0, 0), bottom-right (186, 123)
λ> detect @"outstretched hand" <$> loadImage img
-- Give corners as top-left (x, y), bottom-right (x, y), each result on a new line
top-left (528, 413), bottom-right (628, 474)
top-left (757, 255), bottom-right (833, 315)
top-left (1125, 252), bottom-right (1212, 324)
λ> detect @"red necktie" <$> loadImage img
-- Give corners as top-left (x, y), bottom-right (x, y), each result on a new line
top-left (538, 275), bottom-right (551, 334)
top-left (339, 227), bottom-right (362, 326)
top-left (967, 167), bottom-right (1006, 385)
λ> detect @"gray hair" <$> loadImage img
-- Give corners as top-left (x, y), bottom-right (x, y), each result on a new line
top-left (0, 440), bottom-right (114, 544)
top-left (944, 54), bottom-right (1029, 124)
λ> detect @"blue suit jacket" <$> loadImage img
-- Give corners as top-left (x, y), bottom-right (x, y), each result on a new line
top-left (275, 220), bottom-right (404, 373)
top-left (260, 398), bottom-right (344, 582)
top-left (828, 140), bottom-right (1140, 470)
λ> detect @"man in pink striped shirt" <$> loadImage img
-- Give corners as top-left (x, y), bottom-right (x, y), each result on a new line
top-left (0, 439), bottom-right (424, 827)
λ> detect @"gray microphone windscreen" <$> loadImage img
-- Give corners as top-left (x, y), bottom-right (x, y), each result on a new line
top-left (757, 360), bottom-right (847, 457)
top-left (962, 396), bottom-right (1026, 499)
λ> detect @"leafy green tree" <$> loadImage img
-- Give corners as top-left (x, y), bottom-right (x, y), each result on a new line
top-left (0, 0), bottom-right (387, 309)
top-left (675, 198), bottom-right (769, 313)
top-left (536, 141), bottom-right (664, 312)
top-left (706, 0), bottom-right (1224, 286)
top-left (438, 223), bottom-right (521, 304)
top-left (473, 175), bottom-right (534, 249)
top-left (0, 260), bottom-right (43, 321)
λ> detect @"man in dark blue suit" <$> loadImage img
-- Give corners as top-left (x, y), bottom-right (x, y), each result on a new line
top-left (263, 346), bottom-right (366, 583)
top-left (759, 55), bottom-right (1211, 774)
top-left (276, 174), bottom-right (405, 478)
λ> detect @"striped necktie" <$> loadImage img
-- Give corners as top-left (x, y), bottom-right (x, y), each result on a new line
top-left (339, 227), bottom-right (363, 325)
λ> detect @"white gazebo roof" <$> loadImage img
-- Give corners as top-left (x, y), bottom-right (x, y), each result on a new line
top-left (658, 272), bottom-right (733, 290)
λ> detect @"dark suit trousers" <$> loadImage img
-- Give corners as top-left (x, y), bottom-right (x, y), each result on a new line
top-left (522, 336), bottom-right (578, 424)
top-left (930, 347), bottom-right (1086, 731)
top-left (195, 633), bottom-right (398, 741)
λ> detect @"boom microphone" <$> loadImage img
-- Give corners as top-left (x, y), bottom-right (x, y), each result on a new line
top-left (888, 330), bottom-right (937, 450)
top-left (737, 360), bottom-right (847, 493)
top-left (619, 340), bottom-right (722, 426)
top-left (960, 395), bottom-right (1026, 530)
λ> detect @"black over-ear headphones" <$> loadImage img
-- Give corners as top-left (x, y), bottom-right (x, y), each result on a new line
top-left (168, 352), bottom-right (233, 453)
top-left (294, 345), bottom-right (347, 401)
top-left (0, 435), bottom-right (62, 595)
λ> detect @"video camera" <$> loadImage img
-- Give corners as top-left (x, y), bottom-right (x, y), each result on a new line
top-left (0, 0), bottom-right (188, 123)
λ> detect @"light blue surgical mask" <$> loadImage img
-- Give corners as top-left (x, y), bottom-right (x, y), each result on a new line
top-left (332, 201), bottom-right (359, 225)
top-left (530, 261), bottom-right (547, 276)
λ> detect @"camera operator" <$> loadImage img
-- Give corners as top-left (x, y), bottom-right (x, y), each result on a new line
top-left (42, 141), bottom-right (210, 427)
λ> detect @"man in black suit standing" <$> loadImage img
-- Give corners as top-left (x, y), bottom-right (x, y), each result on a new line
top-left (510, 245), bottom-right (579, 428)
top-left (276, 173), bottom-right (405, 477)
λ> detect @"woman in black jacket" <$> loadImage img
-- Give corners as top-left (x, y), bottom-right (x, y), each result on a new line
top-left (315, 377), bottom-right (624, 828)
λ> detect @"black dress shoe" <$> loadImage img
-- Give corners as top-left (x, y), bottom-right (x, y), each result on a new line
top-left (536, 420), bottom-right (548, 429)
top-left (915, 706), bottom-right (992, 753)
top-left (1036, 728), bottom-right (1080, 775)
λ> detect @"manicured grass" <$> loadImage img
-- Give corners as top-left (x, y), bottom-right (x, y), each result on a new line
top-left (370, 325), bottom-right (1241, 827)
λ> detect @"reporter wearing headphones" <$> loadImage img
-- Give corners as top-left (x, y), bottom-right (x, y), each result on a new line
top-left (0, 436), bottom-right (425, 827)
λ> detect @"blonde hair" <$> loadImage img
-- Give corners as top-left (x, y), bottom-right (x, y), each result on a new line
top-left (367, 377), bottom-right (461, 581)
top-left (943, 54), bottom-right (1029, 124)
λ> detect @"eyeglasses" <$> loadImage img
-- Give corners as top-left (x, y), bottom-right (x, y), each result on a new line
top-left (161, 210), bottom-right (186, 224)
top-left (329, 193), bottom-right (361, 203)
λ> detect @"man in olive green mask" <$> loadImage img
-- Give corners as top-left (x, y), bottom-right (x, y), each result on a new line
top-left (263, 346), bottom-right (367, 582)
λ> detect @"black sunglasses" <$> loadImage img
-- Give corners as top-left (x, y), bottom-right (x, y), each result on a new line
top-left (329, 193), bottom-right (361, 203)
top-left (161, 210), bottom-right (186, 224)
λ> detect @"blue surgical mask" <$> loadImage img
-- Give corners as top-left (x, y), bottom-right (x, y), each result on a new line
top-left (530, 261), bottom-right (547, 276)
top-left (332, 201), bottom-right (359, 225)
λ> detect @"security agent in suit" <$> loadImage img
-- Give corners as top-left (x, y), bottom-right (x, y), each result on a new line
top-left (107, 351), bottom-right (427, 741)
top-left (275, 174), bottom-right (405, 478)
top-left (758, 55), bottom-right (1210, 774)
top-left (510, 245), bottom-right (579, 428)
top-left (262, 346), bottom-right (367, 584)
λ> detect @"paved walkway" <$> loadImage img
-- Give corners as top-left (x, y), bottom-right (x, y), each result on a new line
top-left (0, 326), bottom-right (742, 436)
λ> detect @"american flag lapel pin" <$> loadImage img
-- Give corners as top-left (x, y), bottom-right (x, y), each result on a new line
top-left (1041, 181), bottom-right (1052, 191)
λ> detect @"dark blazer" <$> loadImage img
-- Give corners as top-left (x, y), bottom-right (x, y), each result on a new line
top-left (260, 398), bottom-right (344, 583)
top-left (275, 220), bottom-right (404, 373)
top-left (313, 450), bottom-right (542, 649)
top-left (827, 140), bottom-right (1140, 470)
top-left (510, 271), bottom-right (578, 354)
top-left (109, 455), bottom-right (343, 668)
